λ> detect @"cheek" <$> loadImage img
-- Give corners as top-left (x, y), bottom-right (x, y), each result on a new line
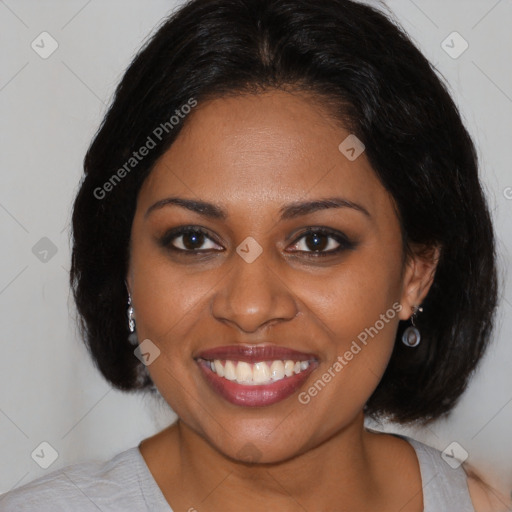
top-left (295, 271), bottom-right (401, 430)
top-left (301, 243), bottom-right (403, 383)
top-left (307, 245), bottom-right (403, 336)
top-left (128, 248), bottom-right (213, 419)
top-left (129, 235), bottom-right (222, 343)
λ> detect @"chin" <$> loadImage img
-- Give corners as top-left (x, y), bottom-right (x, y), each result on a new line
top-left (205, 423), bottom-right (313, 465)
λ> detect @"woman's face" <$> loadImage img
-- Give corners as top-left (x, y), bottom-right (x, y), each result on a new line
top-left (127, 89), bottom-right (431, 462)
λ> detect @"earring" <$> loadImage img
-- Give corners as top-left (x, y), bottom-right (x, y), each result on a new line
top-left (127, 292), bottom-right (138, 345)
top-left (127, 294), bottom-right (135, 332)
top-left (402, 305), bottom-right (423, 347)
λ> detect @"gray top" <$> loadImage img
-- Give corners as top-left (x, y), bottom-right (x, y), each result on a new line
top-left (398, 434), bottom-right (475, 512)
top-left (0, 435), bottom-right (475, 511)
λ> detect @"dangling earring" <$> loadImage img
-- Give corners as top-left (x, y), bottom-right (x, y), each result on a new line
top-left (402, 305), bottom-right (423, 347)
top-left (127, 294), bottom-right (135, 332)
top-left (127, 292), bottom-right (138, 345)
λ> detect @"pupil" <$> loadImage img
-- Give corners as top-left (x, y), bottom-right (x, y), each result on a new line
top-left (183, 231), bottom-right (204, 250)
top-left (306, 232), bottom-right (327, 252)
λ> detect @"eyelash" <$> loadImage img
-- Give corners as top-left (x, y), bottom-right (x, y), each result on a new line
top-left (159, 226), bottom-right (356, 258)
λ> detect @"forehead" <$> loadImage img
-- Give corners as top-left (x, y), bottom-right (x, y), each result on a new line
top-left (138, 90), bottom-right (390, 217)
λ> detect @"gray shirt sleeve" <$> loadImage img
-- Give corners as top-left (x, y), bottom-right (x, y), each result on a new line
top-left (0, 447), bottom-right (173, 512)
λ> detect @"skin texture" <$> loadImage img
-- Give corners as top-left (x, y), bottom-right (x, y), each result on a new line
top-left (126, 89), bottom-right (442, 511)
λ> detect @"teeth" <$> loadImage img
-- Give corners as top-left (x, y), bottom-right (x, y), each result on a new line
top-left (213, 359), bottom-right (224, 377)
top-left (224, 360), bottom-right (237, 381)
top-left (206, 359), bottom-right (311, 385)
top-left (284, 360), bottom-right (295, 377)
top-left (270, 360), bottom-right (285, 381)
top-left (236, 361), bottom-right (253, 383)
top-left (253, 362), bottom-right (271, 383)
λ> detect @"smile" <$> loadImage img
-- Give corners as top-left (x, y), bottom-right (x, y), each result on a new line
top-left (195, 345), bottom-right (319, 407)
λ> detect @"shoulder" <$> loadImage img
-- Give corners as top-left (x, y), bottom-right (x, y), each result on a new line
top-left (409, 436), bottom-right (512, 512)
top-left (464, 464), bottom-right (512, 512)
top-left (0, 447), bottom-right (143, 511)
top-left (384, 432), bottom-right (503, 512)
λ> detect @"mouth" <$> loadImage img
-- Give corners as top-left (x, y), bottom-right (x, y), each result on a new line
top-left (195, 345), bottom-right (319, 407)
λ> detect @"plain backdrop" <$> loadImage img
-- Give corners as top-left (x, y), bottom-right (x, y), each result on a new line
top-left (1, 0), bottom-right (511, 497)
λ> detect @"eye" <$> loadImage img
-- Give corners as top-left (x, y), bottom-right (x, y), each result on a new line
top-left (160, 227), bottom-right (223, 253)
top-left (287, 228), bottom-right (355, 256)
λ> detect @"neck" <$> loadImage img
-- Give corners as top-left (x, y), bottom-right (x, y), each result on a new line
top-left (163, 413), bottom-right (383, 512)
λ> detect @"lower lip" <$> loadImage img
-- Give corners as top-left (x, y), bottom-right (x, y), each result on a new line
top-left (196, 360), bottom-right (317, 407)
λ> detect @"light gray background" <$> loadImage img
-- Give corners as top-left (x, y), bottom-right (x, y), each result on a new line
top-left (1, 0), bottom-right (511, 497)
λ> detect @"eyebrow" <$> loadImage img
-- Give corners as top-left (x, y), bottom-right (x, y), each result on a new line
top-left (144, 196), bottom-right (371, 220)
top-left (279, 197), bottom-right (370, 220)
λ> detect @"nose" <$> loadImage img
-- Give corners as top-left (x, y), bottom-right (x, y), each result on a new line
top-left (211, 250), bottom-right (299, 333)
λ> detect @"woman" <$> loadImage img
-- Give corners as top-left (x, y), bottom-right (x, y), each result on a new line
top-left (2, 0), bottom-right (508, 510)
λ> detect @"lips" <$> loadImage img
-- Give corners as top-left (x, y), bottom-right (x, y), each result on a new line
top-left (195, 344), bottom-right (319, 407)
top-left (196, 344), bottom-right (317, 363)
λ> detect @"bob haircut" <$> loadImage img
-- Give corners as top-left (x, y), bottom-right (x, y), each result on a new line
top-left (70, 0), bottom-right (498, 425)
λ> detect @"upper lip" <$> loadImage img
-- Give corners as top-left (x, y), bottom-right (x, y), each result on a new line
top-left (195, 344), bottom-right (318, 363)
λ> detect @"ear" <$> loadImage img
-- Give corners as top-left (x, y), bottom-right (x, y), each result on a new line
top-left (398, 244), bottom-right (441, 321)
